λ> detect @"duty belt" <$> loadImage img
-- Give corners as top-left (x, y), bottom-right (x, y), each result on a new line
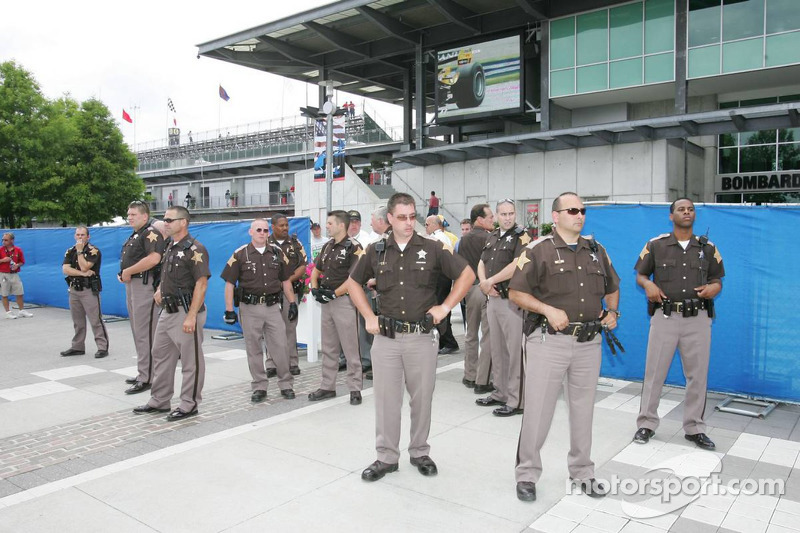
top-left (377, 314), bottom-right (436, 338)
top-left (547, 321), bottom-right (602, 337)
top-left (241, 292), bottom-right (282, 306)
top-left (129, 273), bottom-right (143, 278)
top-left (654, 299), bottom-right (709, 313)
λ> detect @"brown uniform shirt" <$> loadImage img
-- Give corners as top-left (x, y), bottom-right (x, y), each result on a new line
top-left (458, 229), bottom-right (490, 276)
top-left (120, 219), bottom-right (166, 271)
top-left (316, 237), bottom-right (364, 290)
top-left (350, 232), bottom-right (469, 322)
top-left (481, 225), bottom-right (531, 278)
top-left (64, 244), bottom-right (102, 274)
top-left (509, 232), bottom-right (620, 322)
top-left (159, 234), bottom-right (211, 300)
top-left (269, 234), bottom-right (307, 276)
top-left (220, 243), bottom-right (290, 295)
top-left (634, 233), bottom-right (724, 302)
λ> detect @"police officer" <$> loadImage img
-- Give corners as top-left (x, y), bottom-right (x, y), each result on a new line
top-left (509, 192), bottom-right (619, 502)
top-left (347, 193), bottom-right (474, 482)
top-left (119, 200), bottom-right (166, 394)
top-left (457, 204), bottom-right (494, 389)
top-left (265, 214), bottom-right (307, 377)
top-left (308, 210), bottom-right (364, 405)
top-left (132, 206), bottom-right (210, 421)
top-left (633, 198), bottom-right (724, 451)
top-left (60, 226), bottom-right (109, 358)
top-left (476, 199), bottom-right (530, 416)
top-left (220, 219), bottom-right (298, 403)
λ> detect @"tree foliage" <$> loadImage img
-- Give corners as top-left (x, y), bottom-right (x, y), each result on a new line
top-left (0, 61), bottom-right (143, 227)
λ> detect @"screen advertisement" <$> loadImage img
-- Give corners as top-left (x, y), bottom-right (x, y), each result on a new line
top-left (435, 34), bottom-right (522, 122)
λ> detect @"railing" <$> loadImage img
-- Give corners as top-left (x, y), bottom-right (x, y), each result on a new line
top-left (147, 192), bottom-right (295, 213)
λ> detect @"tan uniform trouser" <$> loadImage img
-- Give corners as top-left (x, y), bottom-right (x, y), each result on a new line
top-left (487, 296), bottom-right (524, 408)
top-left (464, 284), bottom-right (491, 383)
top-left (516, 333), bottom-right (601, 483)
top-left (147, 309), bottom-right (206, 413)
top-left (266, 299), bottom-right (299, 369)
top-left (240, 302), bottom-right (293, 391)
top-left (319, 295), bottom-right (362, 391)
top-left (68, 288), bottom-right (108, 351)
top-left (372, 332), bottom-right (438, 464)
top-left (637, 313), bottom-right (712, 435)
top-left (125, 280), bottom-right (157, 383)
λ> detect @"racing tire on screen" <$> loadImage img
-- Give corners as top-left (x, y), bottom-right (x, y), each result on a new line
top-left (452, 63), bottom-right (485, 109)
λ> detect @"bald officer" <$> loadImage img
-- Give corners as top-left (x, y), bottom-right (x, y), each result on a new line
top-left (633, 198), bottom-right (724, 451)
top-left (266, 214), bottom-right (307, 377)
top-left (220, 218), bottom-right (298, 403)
top-left (509, 192), bottom-right (619, 502)
top-left (477, 199), bottom-right (530, 417)
top-left (457, 203), bottom-right (494, 389)
top-left (119, 200), bottom-right (166, 394)
top-left (133, 206), bottom-right (210, 421)
top-left (348, 192), bottom-right (474, 482)
top-left (60, 226), bottom-right (109, 358)
top-left (308, 210), bottom-right (364, 405)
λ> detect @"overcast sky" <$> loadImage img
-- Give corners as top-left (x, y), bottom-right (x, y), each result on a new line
top-left (1, 0), bottom-right (403, 150)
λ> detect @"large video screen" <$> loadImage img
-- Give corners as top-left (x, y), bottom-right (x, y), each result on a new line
top-left (435, 34), bottom-right (522, 122)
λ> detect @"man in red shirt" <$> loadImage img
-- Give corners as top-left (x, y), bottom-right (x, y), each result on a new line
top-left (427, 191), bottom-right (440, 217)
top-left (1, 233), bottom-right (32, 319)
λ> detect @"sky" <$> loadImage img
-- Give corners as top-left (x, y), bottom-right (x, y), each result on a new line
top-left (1, 0), bottom-right (403, 151)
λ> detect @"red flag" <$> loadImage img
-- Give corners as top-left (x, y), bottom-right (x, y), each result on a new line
top-left (173, 118), bottom-right (177, 126)
top-left (122, 109), bottom-right (132, 123)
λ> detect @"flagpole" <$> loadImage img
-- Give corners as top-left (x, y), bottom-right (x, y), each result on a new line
top-left (218, 84), bottom-right (221, 135)
top-left (133, 105), bottom-right (139, 150)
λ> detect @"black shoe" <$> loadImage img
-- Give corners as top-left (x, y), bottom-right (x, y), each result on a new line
top-left (633, 428), bottom-right (655, 444)
top-left (365, 370), bottom-right (373, 380)
top-left (338, 361), bottom-right (347, 371)
top-left (476, 396), bottom-right (503, 407)
top-left (361, 460), bottom-right (399, 482)
top-left (280, 389), bottom-right (296, 400)
top-left (493, 405), bottom-right (523, 417)
top-left (462, 378), bottom-right (476, 388)
top-left (516, 481), bottom-right (537, 502)
top-left (572, 478), bottom-right (608, 498)
top-left (133, 404), bottom-right (170, 415)
top-left (410, 455), bottom-right (438, 476)
top-left (125, 376), bottom-right (138, 385)
top-left (308, 389), bottom-right (336, 401)
top-left (251, 390), bottom-right (267, 403)
top-left (166, 408), bottom-right (198, 421)
top-left (685, 433), bottom-right (716, 450)
top-left (438, 346), bottom-right (458, 355)
top-left (60, 348), bottom-right (85, 356)
top-left (362, 365), bottom-right (372, 374)
top-left (350, 391), bottom-right (362, 405)
top-left (94, 350), bottom-right (109, 358)
top-left (266, 368), bottom-right (277, 378)
top-left (474, 383), bottom-right (495, 394)
top-left (289, 365), bottom-right (301, 376)
top-left (125, 381), bottom-right (151, 395)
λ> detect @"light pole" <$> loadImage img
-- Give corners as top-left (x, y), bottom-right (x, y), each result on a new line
top-left (318, 80), bottom-right (341, 213)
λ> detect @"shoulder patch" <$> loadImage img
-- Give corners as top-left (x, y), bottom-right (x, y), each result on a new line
top-left (516, 251), bottom-right (531, 270)
top-left (514, 226), bottom-right (525, 234)
top-left (650, 233), bottom-right (670, 242)
top-left (526, 235), bottom-right (553, 250)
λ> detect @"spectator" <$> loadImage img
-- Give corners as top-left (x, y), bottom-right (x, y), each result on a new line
top-left (168, 192), bottom-right (173, 207)
top-left (310, 222), bottom-right (326, 261)
top-left (225, 190), bottom-right (231, 207)
top-left (427, 191), bottom-right (440, 216)
top-left (1, 232), bottom-right (32, 319)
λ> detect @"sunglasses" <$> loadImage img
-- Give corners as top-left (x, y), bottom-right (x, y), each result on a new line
top-left (393, 214), bottom-right (416, 221)
top-left (556, 208), bottom-right (587, 215)
top-left (163, 217), bottom-right (186, 224)
top-left (253, 228), bottom-right (269, 233)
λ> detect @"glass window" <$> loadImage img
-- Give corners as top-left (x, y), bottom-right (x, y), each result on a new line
top-left (688, 45), bottom-right (721, 77)
top-left (779, 94), bottom-right (800, 103)
top-left (741, 129), bottom-right (776, 145)
top-left (645, 0), bottom-right (675, 53)
top-left (716, 192), bottom-right (743, 202)
top-left (779, 128), bottom-right (800, 143)
top-left (719, 101), bottom-right (738, 109)
top-left (740, 145), bottom-right (776, 172)
top-left (745, 191), bottom-right (800, 203)
top-left (576, 64), bottom-right (607, 93)
top-left (765, 31), bottom-right (800, 68)
top-left (766, 0), bottom-right (800, 34)
top-left (689, 0), bottom-right (722, 47)
top-left (719, 133), bottom-right (737, 147)
top-left (576, 11), bottom-right (608, 65)
top-left (610, 3), bottom-right (643, 60)
top-left (610, 58), bottom-right (643, 88)
top-left (644, 52), bottom-right (674, 83)
top-left (551, 17), bottom-right (576, 69)
top-left (722, 38), bottom-right (763, 72)
top-left (741, 96), bottom-right (777, 106)
top-left (722, 0), bottom-right (764, 41)
top-left (550, 69), bottom-right (575, 97)
top-left (719, 147), bottom-right (738, 173)
top-left (779, 143), bottom-right (800, 170)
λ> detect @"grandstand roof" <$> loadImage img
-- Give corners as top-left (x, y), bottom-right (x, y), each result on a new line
top-left (196, 0), bottom-right (618, 105)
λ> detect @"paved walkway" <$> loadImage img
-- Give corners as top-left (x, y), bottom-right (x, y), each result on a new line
top-left (1, 307), bottom-right (799, 532)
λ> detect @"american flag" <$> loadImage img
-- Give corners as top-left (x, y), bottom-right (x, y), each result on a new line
top-left (313, 116), bottom-right (347, 158)
top-left (313, 119), bottom-right (326, 158)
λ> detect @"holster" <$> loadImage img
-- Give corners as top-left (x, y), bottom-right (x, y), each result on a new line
top-left (495, 281), bottom-right (510, 299)
top-left (682, 299), bottom-right (699, 318)
top-left (647, 300), bottom-right (657, 317)
top-left (576, 320), bottom-right (602, 342)
top-left (162, 295), bottom-right (180, 314)
top-left (142, 269), bottom-right (149, 286)
top-left (706, 298), bottom-right (715, 318)
top-left (233, 286), bottom-right (242, 307)
top-left (662, 298), bottom-right (672, 317)
top-left (370, 292), bottom-right (381, 315)
top-left (523, 312), bottom-right (544, 337)
top-left (89, 276), bottom-right (102, 294)
top-left (377, 315), bottom-right (395, 339)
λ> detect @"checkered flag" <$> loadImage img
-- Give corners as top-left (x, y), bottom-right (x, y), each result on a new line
top-left (167, 98), bottom-right (176, 113)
